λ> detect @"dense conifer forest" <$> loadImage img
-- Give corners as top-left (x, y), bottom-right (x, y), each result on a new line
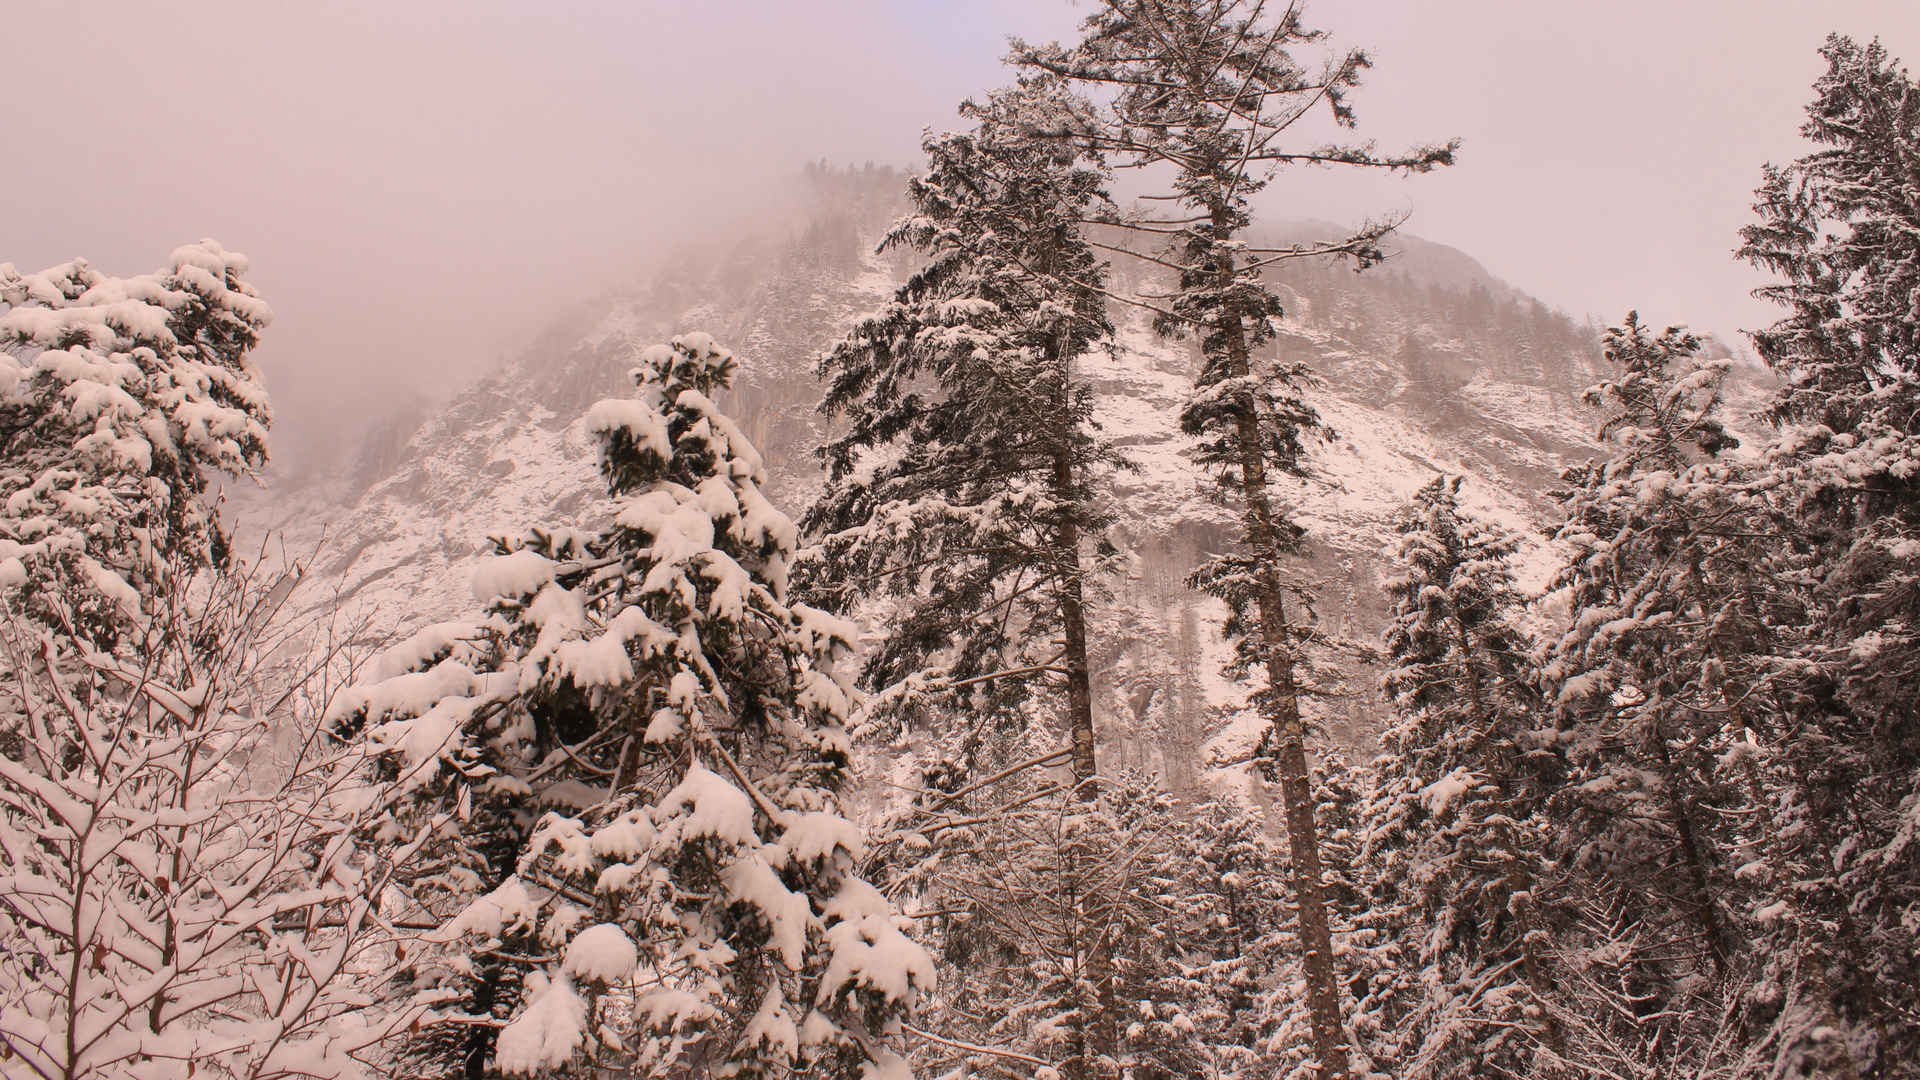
top-left (4, 4), bottom-right (1917, 1078)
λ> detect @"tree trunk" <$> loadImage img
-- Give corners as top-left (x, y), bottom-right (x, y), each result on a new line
top-left (1216, 255), bottom-right (1352, 1080)
top-left (1648, 708), bottom-right (1733, 978)
top-left (1055, 450), bottom-right (1099, 798)
top-left (1049, 321), bottom-right (1115, 1075)
top-left (1035, 237), bottom-right (1101, 802)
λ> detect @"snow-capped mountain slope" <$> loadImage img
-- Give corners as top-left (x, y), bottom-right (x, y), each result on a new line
top-left (240, 168), bottom-right (907, 623)
top-left (238, 167), bottom-right (1730, 780)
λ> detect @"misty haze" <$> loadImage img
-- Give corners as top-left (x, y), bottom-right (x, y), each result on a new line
top-left (4, 3), bottom-right (1919, 1079)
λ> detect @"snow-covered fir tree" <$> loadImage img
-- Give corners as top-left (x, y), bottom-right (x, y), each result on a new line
top-left (1098, 785), bottom-right (1220, 1080)
top-left (334, 335), bottom-right (929, 1079)
top-left (1358, 476), bottom-right (1563, 1080)
top-left (1011, 4), bottom-right (1455, 1073)
top-left (1159, 797), bottom-right (1295, 1080)
top-left (1735, 34), bottom-right (1920, 1077)
top-left (0, 242), bottom-right (272, 646)
top-left (806, 78), bottom-right (1120, 791)
top-left (804, 82), bottom-right (1147, 1077)
top-left (1536, 314), bottom-right (1760, 1073)
top-left (1311, 755), bottom-right (1403, 1080)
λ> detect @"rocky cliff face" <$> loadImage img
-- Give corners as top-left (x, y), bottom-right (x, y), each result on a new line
top-left (237, 167), bottom-right (1745, 791)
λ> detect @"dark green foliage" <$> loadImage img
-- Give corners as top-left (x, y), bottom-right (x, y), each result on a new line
top-left (806, 78), bottom-right (1120, 763)
top-left (1358, 477), bottom-right (1562, 1079)
top-left (1735, 34), bottom-right (1920, 1077)
top-left (339, 337), bottom-right (922, 1078)
top-left (1537, 313), bottom-right (1761, 1069)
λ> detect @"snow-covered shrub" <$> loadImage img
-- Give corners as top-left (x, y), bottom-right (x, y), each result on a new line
top-left (0, 552), bottom-right (438, 1080)
top-left (0, 244), bottom-right (436, 1079)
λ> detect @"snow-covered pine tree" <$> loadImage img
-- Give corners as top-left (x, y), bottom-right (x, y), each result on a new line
top-left (1734, 34), bottom-right (1920, 1079)
top-left (1314, 755), bottom-right (1405, 1080)
top-left (1536, 314), bottom-right (1763, 1070)
top-left (805, 82), bottom-right (1139, 1076)
top-left (1359, 476), bottom-right (1563, 1080)
top-left (1100, 785), bottom-right (1218, 1080)
top-left (1010, 6), bottom-right (1455, 1074)
top-left (341, 619), bottom-right (538, 1080)
top-left (807, 78), bottom-right (1120, 793)
top-left (334, 335), bottom-right (929, 1079)
top-left (0, 242), bottom-right (272, 647)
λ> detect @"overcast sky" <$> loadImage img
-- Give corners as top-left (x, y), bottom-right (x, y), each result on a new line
top-left (6, 0), bottom-right (1918, 461)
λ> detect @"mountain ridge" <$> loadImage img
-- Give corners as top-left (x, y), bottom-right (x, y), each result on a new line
top-left (233, 174), bottom-right (1730, 784)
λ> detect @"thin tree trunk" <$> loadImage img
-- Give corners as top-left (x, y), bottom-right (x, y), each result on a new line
top-left (463, 964), bottom-right (506, 1080)
top-left (1055, 463), bottom-right (1099, 798)
top-left (1055, 434), bottom-right (1119, 1076)
top-left (1048, 316), bottom-right (1115, 1075)
top-left (1648, 708), bottom-right (1733, 978)
top-left (1215, 251), bottom-right (1351, 1080)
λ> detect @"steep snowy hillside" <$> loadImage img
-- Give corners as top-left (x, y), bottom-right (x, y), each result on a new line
top-left (239, 166), bottom-right (910, 622)
top-left (237, 167), bottom-right (1735, 786)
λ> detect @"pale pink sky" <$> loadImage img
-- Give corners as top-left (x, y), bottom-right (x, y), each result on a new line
top-left (5, 0), bottom-right (1917, 458)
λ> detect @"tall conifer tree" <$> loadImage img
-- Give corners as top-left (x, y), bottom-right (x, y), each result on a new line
top-left (808, 80), bottom-right (1119, 789)
top-left (1737, 35), bottom-right (1920, 1076)
top-left (806, 78), bottom-right (1127, 1075)
top-left (1009, 5), bottom-right (1455, 1072)
top-left (338, 336), bottom-right (928, 1079)
top-left (1362, 476), bottom-right (1562, 1079)
top-left (1537, 314), bottom-right (1761, 1070)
